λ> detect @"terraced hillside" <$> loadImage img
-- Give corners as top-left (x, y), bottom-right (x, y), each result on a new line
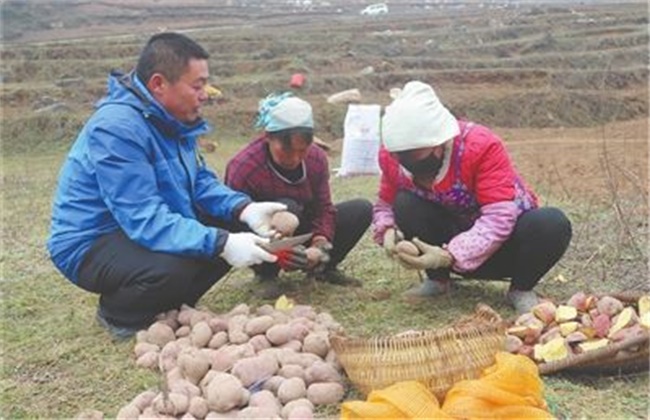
top-left (2, 1), bottom-right (648, 143)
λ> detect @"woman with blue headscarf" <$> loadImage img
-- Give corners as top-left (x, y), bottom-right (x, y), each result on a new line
top-left (225, 93), bottom-right (372, 298)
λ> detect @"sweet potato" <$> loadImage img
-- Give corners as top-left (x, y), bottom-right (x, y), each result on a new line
top-left (507, 324), bottom-right (542, 345)
top-left (279, 364), bottom-right (306, 380)
top-left (208, 317), bottom-right (229, 334)
top-left (248, 389), bottom-right (282, 414)
top-left (262, 375), bottom-right (285, 395)
top-left (280, 340), bottom-right (303, 352)
top-left (287, 404), bottom-right (314, 420)
top-left (565, 331), bottom-right (588, 345)
top-left (535, 337), bottom-right (569, 363)
top-left (395, 240), bottom-right (420, 256)
top-left (578, 338), bottom-right (609, 353)
top-left (304, 361), bottom-right (341, 385)
top-left (559, 322), bottom-right (579, 337)
top-left (277, 349), bottom-right (321, 369)
top-left (608, 307), bottom-right (638, 337)
top-left (231, 355), bottom-right (279, 388)
top-left (116, 404), bottom-right (140, 420)
top-left (159, 341), bottom-right (182, 372)
top-left (532, 301), bottom-right (557, 325)
top-left (514, 312), bottom-right (544, 329)
top-left (132, 390), bottom-right (157, 412)
top-left (153, 392), bottom-right (189, 417)
top-left (249, 334), bottom-right (272, 353)
top-left (136, 351), bottom-right (159, 370)
top-left (237, 406), bottom-right (280, 419)
top-left (277, 377), bottom-right (307, 404)
top-left (271, 211), bottom-right (299, 237)
top-left (609, 324), bottom-right (646, 343)
top-left (147, 322), bottom-right (176, 347)
top-left (204, 372), bottom-right (249, 413)
top-left (566, 291), bottom-right (596, 312)
top-left (169, 379), bottom-right (202, 399)
top-left (245, 315), bottom-right (275, 336)
top-left (517, 344), bottom-right (534, 358)
top-left (641, 312), bottom-right (650, 329)
top-left (190, 321), bottom-right (213, 348)
top-left (266, 324), bottom-right (292, 346)
top-left (638, 296), bottom-right (650, 317)
top-left (134, 342), bottom-right (160, 359)
top-left (178, 347), bottom-right (211, 385)
top-left (325, 350), bottom-right (341, 370)
top-left (189, 310), bottom-right (213, 328)
top-left (555, 305), bottom-right (578, 323)
top-left (504, 335), bottom-right (524, 353)
top-left (156, 309), bottom-right (180, 330)
top-left (256, 304), bottom-right (276, 316)
top-left (592, 313), bottom-right (612, 338)
top-left (281, 399), bottom-right (314, 419)
top-left (596, 296), bottom-right (624, 317)
top-left (539, 326), bottom-right (562, 345)
top-left (227, 315), bottom-right (250, 345)
top-left (178, 305), bottom-right (199, 326)
top-left (208, 331), bottom-right (229, 350)
top-left (306, 382), bottom-right (345, 405)
top-left (288, 321), bottom-right (311, 342)
top-left (302, 333), bottom-right (329, 358)
top-left (176, 325), bottom-right (191, 338)
top-left (188, 396), bottom-right (209, 419)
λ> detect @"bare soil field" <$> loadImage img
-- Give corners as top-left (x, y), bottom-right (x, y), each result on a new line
top-left (1, 0), bottom-right (648, 418)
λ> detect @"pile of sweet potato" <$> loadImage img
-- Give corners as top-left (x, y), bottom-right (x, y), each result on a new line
top-left (119, 302), bottom-right (347, 419)
top-left (506, 292), bottom-right (650, 364)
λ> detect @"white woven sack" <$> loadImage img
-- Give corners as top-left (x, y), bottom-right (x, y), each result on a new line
top-left (337, 104), bottom-right (381, 177)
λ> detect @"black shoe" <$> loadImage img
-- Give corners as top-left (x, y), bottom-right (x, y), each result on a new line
top-left (251, 274), bottom-right (286, 299)
top-left (313, 269), bottom-right (363, 287)
top-left (95, 307), bottom-right (140, 341)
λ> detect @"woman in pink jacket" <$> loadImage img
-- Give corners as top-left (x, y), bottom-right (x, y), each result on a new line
top-left (373, 81), bottom-right (572, 313)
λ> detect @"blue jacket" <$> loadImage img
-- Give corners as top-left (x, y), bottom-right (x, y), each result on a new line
top-left (47, 72), bottom-right (251, 283)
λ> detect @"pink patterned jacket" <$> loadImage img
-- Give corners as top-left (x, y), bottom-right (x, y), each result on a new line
top-left (372, 120), bottom-right (538, 272)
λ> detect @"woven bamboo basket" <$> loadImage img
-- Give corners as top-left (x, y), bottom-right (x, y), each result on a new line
top-left (538, 291), bottom-right (650, 375)
top-left (330, 304), bottom-right (506, 401)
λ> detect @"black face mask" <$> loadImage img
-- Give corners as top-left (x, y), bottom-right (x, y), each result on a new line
top-left (397, 151), bottom-right (443, 177)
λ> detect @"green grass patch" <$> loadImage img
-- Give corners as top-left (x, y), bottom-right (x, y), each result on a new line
top-left (2, 147), bottom-right (648, 418)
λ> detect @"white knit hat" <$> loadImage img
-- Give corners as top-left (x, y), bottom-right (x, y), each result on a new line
top-left (259, 95), bottom-right (314, 132)
top-left (381, 81), bottom-right (460, 152)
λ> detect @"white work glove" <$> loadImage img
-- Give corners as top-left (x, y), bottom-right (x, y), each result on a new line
top-left (382, 227), bottom-right (404, 258)
top-left (220, 232), bottom-right (277, 268)
top-left (239, 202), bottom-right (288, 237)
top-left (396, 237), bottom-right (453, 270)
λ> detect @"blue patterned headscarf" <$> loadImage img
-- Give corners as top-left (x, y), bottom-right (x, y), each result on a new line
top-left (255, 92), bottom-right (314, 132)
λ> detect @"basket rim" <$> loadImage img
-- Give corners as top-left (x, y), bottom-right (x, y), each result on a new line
top-left (331, 303), bottom-right (505, 347)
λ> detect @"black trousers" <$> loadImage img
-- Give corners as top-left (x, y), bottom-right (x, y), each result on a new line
top-left (77, 230), bottom-right (230, 328)
top-left (393, 191), bottom-right (572, 290)
top-left (255, 198), bottom-right (373, 277)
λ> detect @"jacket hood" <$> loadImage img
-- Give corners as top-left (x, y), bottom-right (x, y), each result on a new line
top-left (96, 71), bottom-right (210, 139)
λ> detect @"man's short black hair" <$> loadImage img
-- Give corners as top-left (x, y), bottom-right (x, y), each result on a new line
top-left (136, 32), bottom-right (209, 84)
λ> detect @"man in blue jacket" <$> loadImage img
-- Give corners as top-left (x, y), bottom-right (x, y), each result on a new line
top-left (47, 33), bottom-right (286, 340)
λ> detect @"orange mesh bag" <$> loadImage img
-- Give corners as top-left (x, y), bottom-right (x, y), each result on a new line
top-left (341, 381), bottom-right (452, 419)
top-left (442, 352), bottom-right (554, 419)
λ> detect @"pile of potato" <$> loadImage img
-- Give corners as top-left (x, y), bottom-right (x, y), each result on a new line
top-left (119, 302), bottom-right (348, 419)
top-left (506, 292), bottom-right (650, 363)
